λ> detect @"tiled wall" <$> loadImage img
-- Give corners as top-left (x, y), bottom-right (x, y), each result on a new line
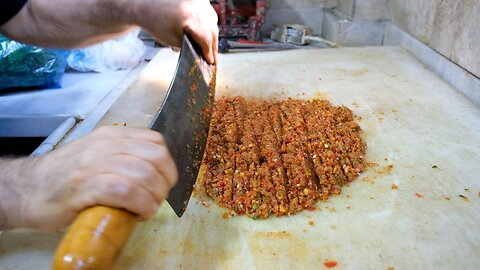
top-left (267, 0), bottom-right (336, 9)
top-left (263, 0), bottom-right (479, 78)
top-left (388, 0), bottom-right (480, 77)
top-left (262, 0), bottom-right (336, 35)
top-left (337, 0), bottom-right (388, 20)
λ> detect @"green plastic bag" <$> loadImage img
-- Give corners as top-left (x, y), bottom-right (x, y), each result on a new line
top-left (0, 35), bottom-right (69, 90)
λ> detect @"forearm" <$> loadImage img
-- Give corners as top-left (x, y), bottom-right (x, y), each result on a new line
top-left (0, 157), bottom-right (34, 230)
top-left (0, 0), bottom-right (136, 48)
top-left (0, 0), bottom-right (217, 63)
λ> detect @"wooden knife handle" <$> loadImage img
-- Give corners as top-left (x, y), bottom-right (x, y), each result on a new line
top-left (52, 206), bottom-right (137, 270)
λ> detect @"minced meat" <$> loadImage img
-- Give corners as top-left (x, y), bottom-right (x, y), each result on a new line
top-left (201, 97), bottom-right (366, 219)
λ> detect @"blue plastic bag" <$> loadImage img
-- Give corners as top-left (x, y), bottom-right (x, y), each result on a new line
top-left (0, 35), bottom-right (69, 90)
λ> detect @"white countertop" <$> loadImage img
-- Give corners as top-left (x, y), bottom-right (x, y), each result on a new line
top-left (1, 46), bottom-right (479, 270)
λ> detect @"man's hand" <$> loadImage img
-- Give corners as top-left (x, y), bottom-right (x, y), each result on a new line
top-left (135, 0), bottom-right (219, 64)
top-left (0, 126), bottom-right (178, 231)
top-left (0, 0), bottom-right (219, 64)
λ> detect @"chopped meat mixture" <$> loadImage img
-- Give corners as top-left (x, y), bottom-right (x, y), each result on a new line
top-left (201, 97), bottom-right (366, 219)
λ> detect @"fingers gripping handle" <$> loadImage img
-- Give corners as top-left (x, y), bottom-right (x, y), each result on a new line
top-left (53, 206), bottom-right (137, 270)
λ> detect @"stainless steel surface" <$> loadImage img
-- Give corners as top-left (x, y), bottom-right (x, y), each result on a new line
top-left (0, 48), bottom-right (155, 155)
top-left (59, 57), bottom-right (153, 145)
top-left (149, 35), bottom-right (216, 217)
top-left (0, 115), bottom-right (76, 156)
top-left (0, 115), bottom-right (70, 137)
top-left (0, 69), bottom-right (141, 117)
top-left (30, 116), bottom-right (77, 156)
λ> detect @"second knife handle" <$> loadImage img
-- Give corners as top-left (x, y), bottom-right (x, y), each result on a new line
top-left (52, 206), bottom-right (137, 270)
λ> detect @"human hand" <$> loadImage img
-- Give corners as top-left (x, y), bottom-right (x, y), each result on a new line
top-left (135, 0), bottom-right (219, 64)
top-left (2, 126), bottom-right (177, 231)
top-left (1, 0), bottom-right (218, 63)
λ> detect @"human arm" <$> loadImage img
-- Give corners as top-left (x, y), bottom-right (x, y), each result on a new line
top-left (0, 0), bottom-right (218, 64)
top-left (0, 126), bottom-right (177, 231)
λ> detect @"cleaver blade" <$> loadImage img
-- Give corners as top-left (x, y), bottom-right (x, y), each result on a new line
top-left (149, 34), bottom-right (216, 217)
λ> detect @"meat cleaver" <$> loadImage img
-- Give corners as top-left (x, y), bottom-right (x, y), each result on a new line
top-left (151, 34), bottom-right (216, 217)
top-left (52, 34), bottom-right (216, 270)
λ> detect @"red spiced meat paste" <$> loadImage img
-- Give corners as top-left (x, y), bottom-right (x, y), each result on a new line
top-left (200, 96), bottom-right (366, 219)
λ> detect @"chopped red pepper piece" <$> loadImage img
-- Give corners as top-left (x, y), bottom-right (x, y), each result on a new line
top-left (324, 260), bottom-right (338, 268)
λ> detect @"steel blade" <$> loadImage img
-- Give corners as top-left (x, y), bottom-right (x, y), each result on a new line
top-left (149, 34), bottom-right (216, 217)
